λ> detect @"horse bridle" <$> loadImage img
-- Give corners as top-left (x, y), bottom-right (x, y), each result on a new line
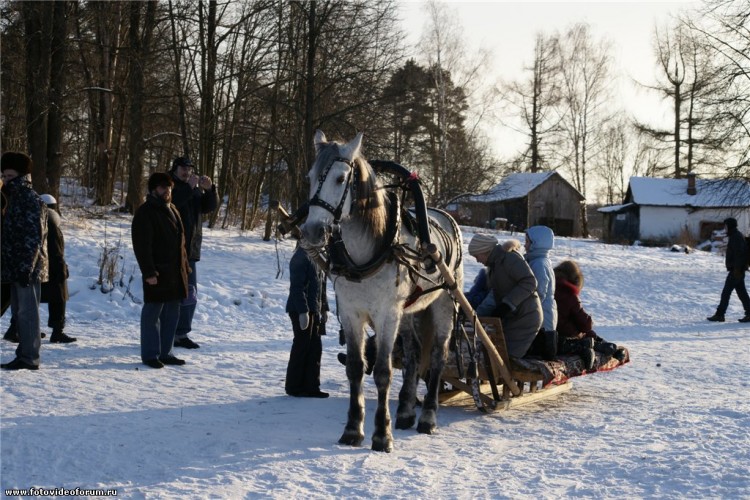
top-left (309, 155), bottom-right (358, 224)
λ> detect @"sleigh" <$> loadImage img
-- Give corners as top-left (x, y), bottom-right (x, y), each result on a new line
top-left (438, 316), bottom-right (630, 412)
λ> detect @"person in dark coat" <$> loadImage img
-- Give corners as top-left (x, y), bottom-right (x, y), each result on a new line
top-left (285, 244), bottom-right (329, 398)
top-left (554, 260), bottom-right (625, 369)
top-left (707, 217), bottom-right (750, 322)
top-left (3, 194), bottom-right (76, 344)
top-left (40, 194), bottom-right (76, 343)
top-left (467, 233), bottom-right (542, 358)
top-left (169, 156), bottom-right (219, 349)
top-left (131, 172), bottom-right (190, 369)
top-left (1, 152), bottom-right (48, 370)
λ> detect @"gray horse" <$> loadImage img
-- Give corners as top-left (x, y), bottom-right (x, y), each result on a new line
top-left (300, 130), bottom-right (463, 452)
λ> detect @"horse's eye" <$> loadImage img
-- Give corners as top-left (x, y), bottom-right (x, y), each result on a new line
top-left (336, 174), bottom-right (346, 184)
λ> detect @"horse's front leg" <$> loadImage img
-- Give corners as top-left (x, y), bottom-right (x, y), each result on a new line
top-left (396, 315), bottom-right (419, 430)
top-left (339, 322), bottom-right (366, 447)
top-left (371, 315), bottom-right (400, 452)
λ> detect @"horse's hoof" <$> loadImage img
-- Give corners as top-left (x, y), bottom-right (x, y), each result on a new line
top-left (338, 431), bottom-right (364, 447)
top-left (371, 436), bottom-right (393, 453)
top-left (416, 421), bottom-right (437, 435)
top-left (395, 415), bottom-right (416, 430)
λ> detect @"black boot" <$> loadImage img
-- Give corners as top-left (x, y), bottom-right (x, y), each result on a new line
top-left (707, 312), bottom-right (725, 322)
top-left (50, 329), bottom-right (77, 344)
top-left (3, 318), bottom-right (19, 343)
top-left (579, 337), bottom-right (595, 371)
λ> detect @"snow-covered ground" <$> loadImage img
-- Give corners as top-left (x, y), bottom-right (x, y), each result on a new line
top-left (1, 209), bottom-right (749, 499)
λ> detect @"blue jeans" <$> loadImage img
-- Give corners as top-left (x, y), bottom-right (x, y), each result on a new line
top-left (11, 281), bottom-right (42, 366)
top-left (176, 261), bottom-right (197, 339)
top-left (717, 271), bottom-right (750, 315)
top-left (140, 300), bottom-right (180, 361)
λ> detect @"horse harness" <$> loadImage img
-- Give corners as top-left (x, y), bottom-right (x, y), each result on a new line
top-left (306, 154), bottom-right (462, 309)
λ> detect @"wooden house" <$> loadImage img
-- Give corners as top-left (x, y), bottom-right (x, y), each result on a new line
top-left (459, 171), bottom-right (585, 236)
top-left (599, 174), bottom-right (750, 244)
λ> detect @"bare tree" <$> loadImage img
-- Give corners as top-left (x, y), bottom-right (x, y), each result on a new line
top-left (124, 1), bottom-right (158, 213)
top-left (505, 32), bottom-right (562, 172)
top-left (556, 23), bottom-right (613, 237)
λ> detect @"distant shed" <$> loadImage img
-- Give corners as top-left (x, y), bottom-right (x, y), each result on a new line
top-left (459, 171), bottom-right (585, 236)
top-left (599, 174), bottom-right (750, 244)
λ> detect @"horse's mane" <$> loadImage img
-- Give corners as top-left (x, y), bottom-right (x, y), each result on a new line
top-left (316, 141), bottom-right (387, 240)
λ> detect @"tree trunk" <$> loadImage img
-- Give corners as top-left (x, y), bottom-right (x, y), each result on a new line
top-left (24, 2), bottom-right (53, 195)
top-left (46, 1), bottom-right (70, 203)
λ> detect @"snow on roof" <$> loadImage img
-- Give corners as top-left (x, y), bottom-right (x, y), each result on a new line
top-left (628, 176), bottom-right (750, 208)
top-left (465, 171), bottom-right (557, 203)
top-left (598, 202), bottom-right (634, 213)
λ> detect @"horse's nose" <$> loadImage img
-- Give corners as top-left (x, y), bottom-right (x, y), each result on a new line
top-left (301, 221), bottom-right (327, 246)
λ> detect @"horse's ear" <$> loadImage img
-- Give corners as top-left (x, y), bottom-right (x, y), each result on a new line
top-left (314, 130), bottom-right (327, 153)
top-left (341, 132), bottom-right (363, 159)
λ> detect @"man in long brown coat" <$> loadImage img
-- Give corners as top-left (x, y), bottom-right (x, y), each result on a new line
top-left (132, 172), bottom-right (190, 369)
top-left (468, 233), bottom-right (542, 358)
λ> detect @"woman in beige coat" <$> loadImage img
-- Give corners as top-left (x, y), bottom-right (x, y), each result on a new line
top-left (468, 233), bottom-right (542, 358)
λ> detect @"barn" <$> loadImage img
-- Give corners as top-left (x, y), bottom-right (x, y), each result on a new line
top-left (599, 174), bottom-right (750, 244)
top-left (458, 171), bottom-right (585, 236)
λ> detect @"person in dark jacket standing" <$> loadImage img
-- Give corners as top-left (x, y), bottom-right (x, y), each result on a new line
top-left (40, 194), bottom-right (76, 343)
top-left (3, 194), bottom-right (76, 344)
top-left (285, 244), bottom-right (329, 398)
top-left (169, 156), bottom-right (219, 349)
top-left (707, 217), bottom-right (750, 323)
top-left (132, 173), bottom-right (190, 368)
top-left (0, 152), bottom-right (48, 370)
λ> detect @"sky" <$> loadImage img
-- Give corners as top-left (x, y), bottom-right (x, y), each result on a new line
top-left (398, 1), bottom-right (700, 159)
top-left (1, 201), bottom-right (749, 497)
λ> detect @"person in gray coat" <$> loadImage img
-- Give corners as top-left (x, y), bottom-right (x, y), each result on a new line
top-left (468, 233), bottom-right (542, 358)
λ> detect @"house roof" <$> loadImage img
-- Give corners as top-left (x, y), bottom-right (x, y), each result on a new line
top-left (464, 171), bottom-right (581, 203)
top-left (626, 176), bottom-right (750, 208)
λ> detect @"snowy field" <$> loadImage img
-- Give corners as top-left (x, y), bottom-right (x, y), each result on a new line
top-left (1, 209), bottom-right (749, 499)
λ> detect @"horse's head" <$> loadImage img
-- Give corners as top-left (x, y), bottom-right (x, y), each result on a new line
top-left (301, 130), bottom-right (384, 248)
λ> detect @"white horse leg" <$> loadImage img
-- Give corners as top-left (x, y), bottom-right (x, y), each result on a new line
top-left (396, 314), bottom-right (420, 430)
top-left (338, 317), bottom-right (366, 447)
top-left (371, 312), bottom-right (400, 452)
top-left (417, 298), bottom-right (453, 435)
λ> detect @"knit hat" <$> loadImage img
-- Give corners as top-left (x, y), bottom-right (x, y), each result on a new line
top-left (40, 194), bottom-right (57, 205)
top-left (468, 233), bottom-right (498, 257)
top-left (170, 156), bottom-right (193, 172)
top-left (148, 172), bottom-right (174, 192)
top-left (724, 217), bottom-right (738, 230)
top-left (1, 152), bottom-right (32, 176)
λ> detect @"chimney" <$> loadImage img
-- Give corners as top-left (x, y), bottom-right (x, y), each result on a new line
top-left (687, 172), bottom-right (697, 195)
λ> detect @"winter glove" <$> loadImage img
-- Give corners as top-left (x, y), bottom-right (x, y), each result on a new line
top-left (496, 302), bottom-right (513, 319)
top-left (17, 275), bottom-right (30, 288)
top-left (299, 312), bottom-right (310, 330)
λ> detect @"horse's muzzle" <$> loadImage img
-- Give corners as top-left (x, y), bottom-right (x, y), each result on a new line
top-left (300, 220), bottom-right (330, 248)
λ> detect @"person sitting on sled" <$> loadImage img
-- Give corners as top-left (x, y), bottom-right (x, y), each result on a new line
top-left (554, 260), bottom-right (625, 370)
top-left (467, 233), bottom-right (542, 358)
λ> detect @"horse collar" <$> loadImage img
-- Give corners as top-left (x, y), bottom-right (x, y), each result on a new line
top-left (326, 191), bottom-right (400, 282)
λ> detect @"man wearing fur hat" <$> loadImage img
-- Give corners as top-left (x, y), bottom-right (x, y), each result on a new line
top-left (0, 152), bottom-right (48, 370)
top-left (131, 172), bottom-right (190, 368)
top-left (707, 217), bottom-right (750, 323)
top-left (467, 233), bottom-right (542, 358)
top-left (168, 156), bottom-right (219, 350)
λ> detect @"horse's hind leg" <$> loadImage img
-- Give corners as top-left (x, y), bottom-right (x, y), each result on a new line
top-left (417, 301), bottom-right (452, 435)
top-left (371, 315), bottom-right (400, 452)
top-left (338, 320), bottom-right (366, 447)
top-left (396, 314), bottom-right (419, 430)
